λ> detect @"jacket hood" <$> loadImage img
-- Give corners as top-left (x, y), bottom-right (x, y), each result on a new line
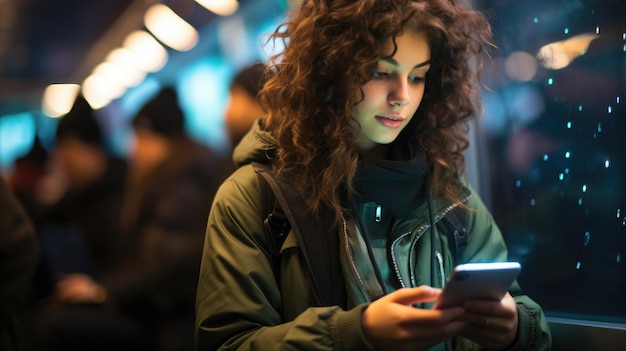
top-left (232, 118), bottom-right (276, 167)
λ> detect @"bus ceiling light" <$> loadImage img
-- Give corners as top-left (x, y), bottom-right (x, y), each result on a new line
top-left (82, 75), bottom-right (116, 110)
top-left (42, 84), bottom-right (80, 118)
top-left (105, 48), bottom-right (147, 87)
top-left (194, 0), bottom-right (239, 16)
top-left (91, 62), bottom-right (128, 98)
top-left (123, 30), bottom-right (168, 73)
top-left (144, 4), bottom-right (199, 51)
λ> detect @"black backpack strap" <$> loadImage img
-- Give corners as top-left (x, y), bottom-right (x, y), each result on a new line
top-left (256, 165), bottom-right (288, 276)
top-left (252, 162), bottom-right (345, 308)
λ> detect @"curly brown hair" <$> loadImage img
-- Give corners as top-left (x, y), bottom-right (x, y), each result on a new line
top-left (260, 0), bottom-right (494, 223)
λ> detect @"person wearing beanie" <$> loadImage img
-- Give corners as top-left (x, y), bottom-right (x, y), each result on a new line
top-left (55, 95), bottom-right (103, 147)
top-left (224, 62), bottom-right (268, 148)
top-left (33, 95), bottom-right (135, 349)
top-left (42, 95), bottom-right (128, 264)
top-left (128, 87), bottom-right (189, 176)
top-left (121, 85), bottom-right (225, 351)
top-left (45, 86), bottom-right (225, 351)
top-left (131, 87), bottom-right (185, 139)
top-left (49, 95), bottom-right (111, 191)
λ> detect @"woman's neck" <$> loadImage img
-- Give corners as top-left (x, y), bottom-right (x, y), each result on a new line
top-left (358, 144), bottom-right (391, 160)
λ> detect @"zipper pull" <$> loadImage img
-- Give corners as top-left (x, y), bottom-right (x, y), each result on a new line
top-left (435, 250), bottom-right (445, 288)
top-left (375, 205), bottom-right (382, 223)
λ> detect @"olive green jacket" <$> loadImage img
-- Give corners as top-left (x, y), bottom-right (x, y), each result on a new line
top-left (195, 120), bottom-right (552, 350)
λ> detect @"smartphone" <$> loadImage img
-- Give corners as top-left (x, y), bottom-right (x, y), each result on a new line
top-left (433, 261), bottom-right (521, 309)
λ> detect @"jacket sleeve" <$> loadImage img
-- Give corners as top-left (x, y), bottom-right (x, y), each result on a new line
top-left (195, 165), bottom-right (374, 351)
top-left (458, 186), bottom-right (552, 351)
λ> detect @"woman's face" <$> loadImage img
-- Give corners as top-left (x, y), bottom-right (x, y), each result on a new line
top-left (353, 30), bottom-right (431, 150)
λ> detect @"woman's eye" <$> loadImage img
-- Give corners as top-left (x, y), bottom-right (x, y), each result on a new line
top-left (372, 71), bottom-right (389, 79)
top-left (409, 75), bottom-right (426, 83)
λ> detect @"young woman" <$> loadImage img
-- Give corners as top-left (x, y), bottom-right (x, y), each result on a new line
top-left (196, 0), bottom-right (552, 350)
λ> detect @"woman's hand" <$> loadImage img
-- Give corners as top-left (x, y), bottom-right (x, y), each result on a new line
top-left (362, 286), bottom-right (468, 351)
top-left (460, 292), bottom-right (519, 350)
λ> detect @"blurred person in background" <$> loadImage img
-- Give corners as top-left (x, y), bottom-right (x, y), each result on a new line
top-left (0, 176), bottom-right (40, 351)
top-left (36, 95), bottom-right (129, 277)
top-left (5, 136), bottom-right (49, 221)
top-left (47, 86), bottom-right (222, 351)
top-left (225, 62), bottom-right (268, 150)
top-left (117, 86), bottom-right (221, 350)
top-left (213, 62), bottom-right (269, 183)
top-left (32, 95), bottom-right (143, 351)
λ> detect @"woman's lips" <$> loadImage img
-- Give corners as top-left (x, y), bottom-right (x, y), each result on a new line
top-left (375, 115), bottom-right (404, 129)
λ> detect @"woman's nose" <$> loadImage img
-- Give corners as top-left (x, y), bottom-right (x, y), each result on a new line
top-left (388, 79), bottom-right (410, 107)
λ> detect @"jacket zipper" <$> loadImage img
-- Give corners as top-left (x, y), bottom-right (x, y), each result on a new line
top-left (391, 194), bottom-right (470, 288)
top-left (341, 213), bottom-right (368, 292)
top-left (375, 205), bottom-right (382, 222)
top-left (434, 250), bottom-right (445, 288)
top-left (391, 226), bottom-right (426, 288)
top-left (341, 193), bottom-right (470, 293)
